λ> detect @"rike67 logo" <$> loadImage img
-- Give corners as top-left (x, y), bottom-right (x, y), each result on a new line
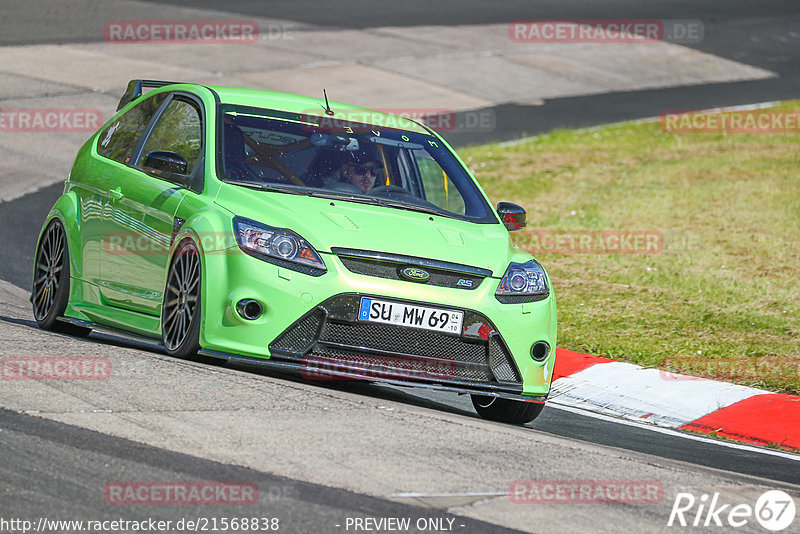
top-left (668, 490), bottom-right (796, 531)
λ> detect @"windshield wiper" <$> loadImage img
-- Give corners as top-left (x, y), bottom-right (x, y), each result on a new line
top-left (223, 180), bottom-right (280, 191)
top-left (224, 180), bottom-right (381, 204)
top-left (372, 199), bottom-right (458, 219)
top-left (223, 181), bottom-right (318, 196)
top-left (223, 180), bottom-right (458, 219)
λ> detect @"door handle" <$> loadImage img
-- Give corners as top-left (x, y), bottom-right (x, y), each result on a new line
top-left (109, 188), bottom-right (124, 202)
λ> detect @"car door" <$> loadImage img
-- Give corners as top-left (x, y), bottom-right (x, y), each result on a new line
top-left (79, 91), bottom-right (168, 291)
top-left (98, 92), bottom-right (204, 316)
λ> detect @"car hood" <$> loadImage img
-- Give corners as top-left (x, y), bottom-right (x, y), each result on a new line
top-left (215, 186), bottom-right (514, 276)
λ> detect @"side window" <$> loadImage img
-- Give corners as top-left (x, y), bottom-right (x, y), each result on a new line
top-left (414, 150), bottom-right (466, 215)
top-left (139, 98), bottom-right (202, 175)
top-left (97, 93), bottom-right (167, 164)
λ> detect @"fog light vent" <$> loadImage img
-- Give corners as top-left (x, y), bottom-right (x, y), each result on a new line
top-left (531, 341), bottom-right (550, 361)
top-left (236, 299), bottom-right (262, 320)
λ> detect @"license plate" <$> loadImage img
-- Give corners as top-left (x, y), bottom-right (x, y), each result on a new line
top-left (358, 298), bottom-right (463, 334)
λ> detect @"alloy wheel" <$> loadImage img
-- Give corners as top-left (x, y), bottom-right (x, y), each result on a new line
top-left (33, 222), bottom-right (65, 321)
top-left (163, 241), bottom-right (200, 351)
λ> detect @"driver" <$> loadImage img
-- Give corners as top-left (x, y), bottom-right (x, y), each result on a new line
top-left (337, 150), bottom-right (384, 194)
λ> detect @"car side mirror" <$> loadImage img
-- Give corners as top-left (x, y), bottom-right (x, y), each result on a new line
top-left (497, 202), bottom-right (526, 231)
top-left (143, 150), bottom-right (188, 175)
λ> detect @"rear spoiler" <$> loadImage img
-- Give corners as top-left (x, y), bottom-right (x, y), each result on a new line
top-left (116, 79), bottom-right (187, 111)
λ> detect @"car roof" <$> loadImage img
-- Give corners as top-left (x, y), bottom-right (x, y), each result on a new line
top-left (204, 85), bottom-right (430, 134)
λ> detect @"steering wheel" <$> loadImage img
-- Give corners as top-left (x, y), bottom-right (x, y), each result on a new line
top-left (227, 161), bottom-right (260, 182)
top-left (326, 182), bottom-right (363, 194)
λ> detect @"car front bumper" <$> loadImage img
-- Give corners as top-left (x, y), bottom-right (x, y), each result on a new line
top-left (199, 247), bottom-right (557, 399)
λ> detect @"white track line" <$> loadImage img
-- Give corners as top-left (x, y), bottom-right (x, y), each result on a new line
top-left (546, 402), bottom-right (800, 462)
top-left (389, 491), bottom-right (507, 498)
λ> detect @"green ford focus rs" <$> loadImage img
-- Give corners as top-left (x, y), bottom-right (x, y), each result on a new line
top-left (32, 80), bottom-right (557, 424)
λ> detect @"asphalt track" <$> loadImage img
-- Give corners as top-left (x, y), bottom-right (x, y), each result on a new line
top-left (141, 0), bottom-right (800, 146)
top-left (2, 2), bottom-right (800, 532)
top-left (1, 408), bottom-right (519, 534)
top-left (2, 305), bottom-right (799, 533)
top-left (3, 0), bottom-right (799, 145)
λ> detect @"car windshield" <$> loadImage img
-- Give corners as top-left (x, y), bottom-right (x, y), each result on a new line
top-left (217, 104), bottom-right (497, 223)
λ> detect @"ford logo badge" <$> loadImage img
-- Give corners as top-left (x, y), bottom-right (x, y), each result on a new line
top-left (399, 267), bottom-right (430, 283)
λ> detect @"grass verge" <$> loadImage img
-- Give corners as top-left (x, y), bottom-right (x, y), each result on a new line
top-left (460, 101), bottom-right (800, 395)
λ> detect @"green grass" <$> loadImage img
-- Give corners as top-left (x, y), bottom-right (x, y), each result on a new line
top-left (460, 101), bottom-right (800, 395)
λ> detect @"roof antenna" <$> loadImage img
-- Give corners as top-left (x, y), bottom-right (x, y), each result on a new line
top-left (323, 89), bottom-right (334, 116)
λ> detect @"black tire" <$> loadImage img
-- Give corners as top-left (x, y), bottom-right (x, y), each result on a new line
top-left (162, 238), bottom-right (204, 359)
top-left (31, 219), bottom-right (91, 337)
top-left (471, 395), bottom-right (544, 424)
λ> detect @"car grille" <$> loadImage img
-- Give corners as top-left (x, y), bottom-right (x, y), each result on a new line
top-left (268, 294), bottom-right (522, 387)
top-left (333, 248), bottom-right (490, 290)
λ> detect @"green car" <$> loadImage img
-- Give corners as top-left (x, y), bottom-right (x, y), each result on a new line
top-left (32, 80), bottom-right (556, 424)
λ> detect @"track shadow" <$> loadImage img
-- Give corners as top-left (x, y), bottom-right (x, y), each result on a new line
top-left (0, 314), bottom-right (38, 329)
top-left (2, 309), bottom-right (479, 419)
top-left (225, 359), bottom-right (479, 419)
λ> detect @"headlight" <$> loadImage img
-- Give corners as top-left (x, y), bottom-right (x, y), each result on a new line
top-left (496, 260), bottom-right (549, 303)
top-left (233, 216), bottom-right (326, 275)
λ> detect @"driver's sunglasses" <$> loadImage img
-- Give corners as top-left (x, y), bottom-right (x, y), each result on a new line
top-left (353, 163), bottom-right (383, 176)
